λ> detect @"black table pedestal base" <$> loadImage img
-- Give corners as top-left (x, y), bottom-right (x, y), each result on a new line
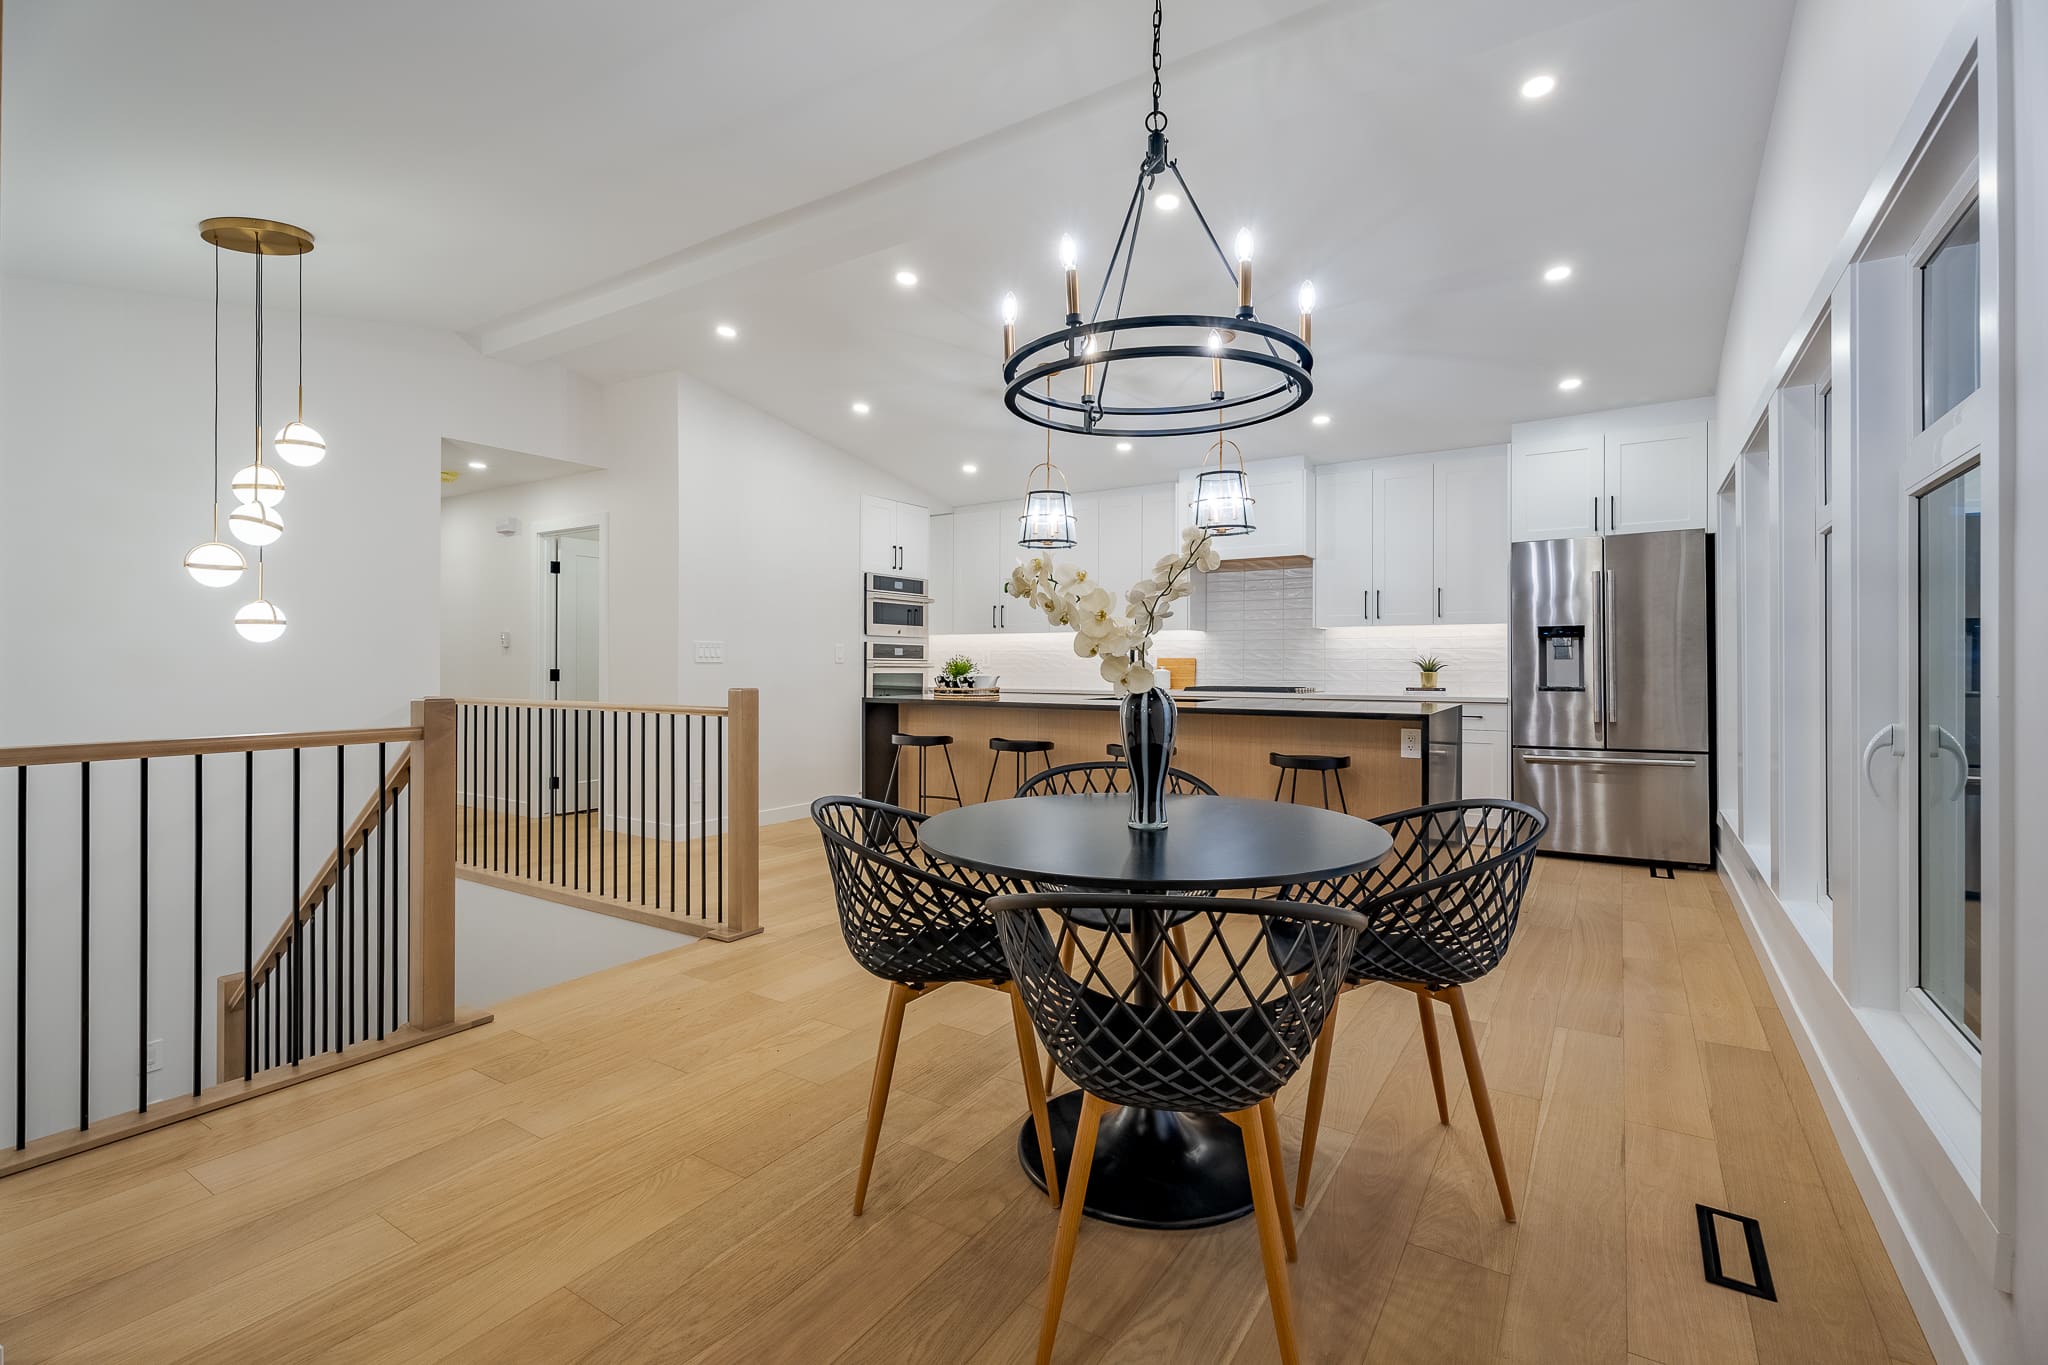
top-left (1018, 1090), bottom-right (1253, 1229)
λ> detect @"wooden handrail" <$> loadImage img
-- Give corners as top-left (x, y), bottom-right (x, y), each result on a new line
top-left (227, 750), bottom-right (413, 1010)
top-left (0, 725), bottom-right (423, 769)
top-left (449, 698), bottom-right (732, 717)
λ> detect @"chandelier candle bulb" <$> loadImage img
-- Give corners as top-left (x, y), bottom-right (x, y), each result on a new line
top-left (1001, 292), bottom-right (1018, 359)
top-left (1298, 280), bottom-right (1316, 346)
top-left (1059, 235), bottom-right (1080, 321)
top-left (1235, 228), bottom-right (1254, 315)
top-left (1208, 329), bottom-right (1225, 400)
top-left (1081, 336), bottom-right (1098, 407)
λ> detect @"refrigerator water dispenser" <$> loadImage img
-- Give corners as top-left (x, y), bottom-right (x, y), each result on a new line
top-left (1536, 625), bottom-right (1586, 691)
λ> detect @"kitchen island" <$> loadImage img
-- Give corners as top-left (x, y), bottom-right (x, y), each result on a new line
top-left (862, 690), bottom-right (1462, 812)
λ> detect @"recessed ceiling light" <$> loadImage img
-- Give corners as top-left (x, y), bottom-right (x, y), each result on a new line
top-left (714, 323), bottom-right (738, 339)
top-left (467, 460), bottom-right (488, 470)
top-left (1543, 263), bottom-right (1573, 283)
top-left (1115, 441), bottom-right (1133, 453)
top-left (894, 270), bottom-right (918, 288)
top-left (1311, 413), bottom-right (1332, 427)
top-left (1154, 193), bottom-right (1180, 212)
top-left (1557, 376), bottom-right (1583, 392)
top-left (1521, 73), bottom-right (1557, 100)
top-left (961, 463), bottom-right (978, 474)
top-left (851, 400), bottom-right (871, 415)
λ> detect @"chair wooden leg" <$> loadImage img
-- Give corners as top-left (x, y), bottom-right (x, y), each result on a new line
top-left (1005, 982), bottom-right (1061, 1208)
top-left (1258, 1098), bottom-right (1297, 1260)
top-left (1037, 1092), bottom-right (1110, 1365)
top-left (1414, 986), bottom-right (1450, 1124)
top-left (1293, 993), bottom-right (1341, 1207)
top-left (1233, 1107), bottom-right (1302, 1365)
top-left (1444, 986), bottom-right (1516, 1223)
top-left (854, 981), bottom-right (915, 1215)
top-left (1169, 924), bottom-right (1199, 1012)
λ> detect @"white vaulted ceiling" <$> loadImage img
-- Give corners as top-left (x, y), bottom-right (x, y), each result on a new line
top-left (2, 0), bottom-right (1794, 500)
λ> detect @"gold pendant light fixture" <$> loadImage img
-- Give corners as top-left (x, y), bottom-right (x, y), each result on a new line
top-left (185, 216), bottom-right (321, 642)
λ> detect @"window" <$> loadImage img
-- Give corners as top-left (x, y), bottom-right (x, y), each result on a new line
top-left (1915, 464), bottom-right (1981, 1043)
top-left (1920, 200), bottom-right (1980, 428)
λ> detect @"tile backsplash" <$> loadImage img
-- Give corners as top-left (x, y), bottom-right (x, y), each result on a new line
top-left (932, 567), bottom-right (1508, 697)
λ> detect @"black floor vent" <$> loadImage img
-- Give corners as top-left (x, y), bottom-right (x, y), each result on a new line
top-left (1696, 1203), bottom-right (1777, 1301)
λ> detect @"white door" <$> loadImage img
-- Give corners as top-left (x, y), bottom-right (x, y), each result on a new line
top-left (1510, 431), bottom-right (1602, 540)
top-left (1372, 461), bottom-right (1435, 625)
top-left (1605, 423), bottom-right (1708, 533)
top-left (1312, 465), bottom-right (1373, 628)
top-left (896, 502), bottom-right (931, 578)
top-left (1434, 452), bottom-right (1510, 622)
top-left (951, 502), bottom-right (1002, 632)
top-left (860, 495), bottom-right (900, 574)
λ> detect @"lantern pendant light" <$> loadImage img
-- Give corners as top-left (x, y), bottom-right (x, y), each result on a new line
top-left (184, 243), bottom-right (246, 587)
top-left (1016, 384), bottom-right (1077, 549)
top-left (273, 251), bottom-right (326, 466)
top-left (1192, 432), bottom-right (1256, 536)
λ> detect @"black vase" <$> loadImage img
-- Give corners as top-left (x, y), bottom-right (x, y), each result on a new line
top-left (1119, 685), bottom-right (1177, 830)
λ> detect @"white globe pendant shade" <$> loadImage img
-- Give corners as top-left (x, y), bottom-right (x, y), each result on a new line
top-left (182, 539), bottom-right (246, 587)
top-left (230, 462), bottom-right (285, 507)
top-left (234, 597), bottom-right (287, 643)
top-left (227, 498), bottom-right (284, 547)
top-left (273, 421), bottom-right (326, 467)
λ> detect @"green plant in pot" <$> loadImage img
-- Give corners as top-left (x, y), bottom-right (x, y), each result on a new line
top-left (938, 654), bottom-right (979, 691)
top-left (1412, 655), bottom-right (1448, 690)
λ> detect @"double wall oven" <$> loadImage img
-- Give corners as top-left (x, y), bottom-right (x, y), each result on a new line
top-left (863, 573), bottom-right (935, 696)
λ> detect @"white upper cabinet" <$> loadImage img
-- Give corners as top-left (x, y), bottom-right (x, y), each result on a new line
top-left (1604, 422), bottom-right (1709, 534)
top-left (1311, 446), bottom-right (1510, 628)
top-left (860, 495), bottom-right (930, 576)
top-left (1508, 430), bottom-right (1602, 541)
top-left (946, 483), bottom-right (1189, 634)
top-left (1434, 451), bottom-right (1510, 623)
top-left (1090, 489), bottom-right (1146, 597)
top-left (1509, 401), bottom-right (1711, 540)
top-left (950, 502), bottom-right (1008, 632)
top-left (1371, 462), bottom-right (1436, 625)
top-left (926, 513), bottom-right (955, 635)
top-left (1312, 465), bottom-right (1373, 628)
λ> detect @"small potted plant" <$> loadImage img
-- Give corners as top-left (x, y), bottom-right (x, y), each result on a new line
top-left (1412, 655), bottom-right (1448, 690)
top-left (936, 654), bottom-right (979, 692)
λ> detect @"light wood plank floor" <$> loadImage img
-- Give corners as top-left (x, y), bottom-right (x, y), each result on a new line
top-left (4, 824), bottom-right (1932, 1364)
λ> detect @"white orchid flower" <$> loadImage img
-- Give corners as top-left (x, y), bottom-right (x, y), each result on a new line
top-left (1099, 654), bottom-right (1133, 688)
top-left (1123, 661), bottom-right (1159, 693)
top-left (1196, 542), bottom-right (1222, 572)
top-left (1076, 601), bottom-right (1122, 639)
top-left (1072, 631), bottom-right (1106, 658)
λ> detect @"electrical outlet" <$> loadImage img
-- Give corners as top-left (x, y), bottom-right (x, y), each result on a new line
top-left (1400, 728), bottom-right (1422, 759)
top-left (693, 641), bottom-right (725, 665)
top-left (146, 1038), bottom-right (163, 1073)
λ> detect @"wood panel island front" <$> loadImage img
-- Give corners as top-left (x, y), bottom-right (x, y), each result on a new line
top-left (861, 690), bottom-right (1463, 812)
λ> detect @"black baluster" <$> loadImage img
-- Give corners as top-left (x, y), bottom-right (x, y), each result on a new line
top-left (669, 712), bottom-right (677, 915)
top-left (243, 751), bottom-right (253, 1083)
top-left (291, 748), bottom-right (301, 1067)
top-left (16, 766), bottom-right (27, 1148)
top-left (653, 713), bottom-right (661, 910)
top-left (640, 711), bottom-right (648, 906)
top-left (683, 714), bottom-right (692, 919)
top-left (717, 716), bottom-right (725, 924)
top-left (80, 761), bottom-right (91, 1130)
top-left (191, 756), bottom-right (201, 1098)
top-left (377, 741), bottom-right (387, 1042)
top-left (333, 745), bottom-right (344, 1055)
top-left (138, 756), bottom-right (149, 1114)
top-left (700, 717), bottom-right (709, 922)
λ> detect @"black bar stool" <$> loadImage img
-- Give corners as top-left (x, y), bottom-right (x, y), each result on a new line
top-left (983, 737), bottom-right (1055, 802)
top-left (884, 733), bottom-right (963, 813)
top-left (1269, 752), bottom-right (1351, 812)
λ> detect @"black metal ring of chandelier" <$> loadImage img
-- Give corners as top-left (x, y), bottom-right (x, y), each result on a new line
top-left (1002, 316), bottom-right (1312, 440)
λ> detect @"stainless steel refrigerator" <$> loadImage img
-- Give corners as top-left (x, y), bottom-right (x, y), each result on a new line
top-left (1511, 529), bottom-right (1713, 865)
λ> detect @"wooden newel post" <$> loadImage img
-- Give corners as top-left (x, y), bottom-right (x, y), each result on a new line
top-left (217, 974), bottom-right (248, 1083)
top-left (724, 688), bottom-right (761, 938)
top-left (410, 697), bottom-right (458, 1028)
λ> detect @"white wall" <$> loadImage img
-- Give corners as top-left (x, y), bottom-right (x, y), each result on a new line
top-left (455, 879), bottom-right (686, 1005)
top-left (671, 372), bottom-right (934, 824)
top-left (0, 274), bottom-right (601, 743)
top-left (1713, 0), bottom-right (1974, 477)
top-left (439, 374), bottom-right (681, 704)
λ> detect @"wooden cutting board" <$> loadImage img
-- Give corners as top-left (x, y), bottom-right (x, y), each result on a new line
top-left (1158, 657), bottom-right (1197, 690)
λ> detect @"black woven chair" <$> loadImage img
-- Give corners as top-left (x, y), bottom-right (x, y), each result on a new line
top-left (811, 795), bottom-right (1060, 1214)
top-left (1013, 760), bottom-right (1219, 1041)
top-left (1273, 799), bottom-right (1546, 1217)
top-left (992, 891), bottom-right (1366, 1365)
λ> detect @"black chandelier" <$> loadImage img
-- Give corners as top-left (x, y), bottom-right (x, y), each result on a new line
top-left (999, 0), bottom-right (1315, 441)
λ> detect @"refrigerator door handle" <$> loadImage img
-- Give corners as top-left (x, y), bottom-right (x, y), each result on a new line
top-left (1520, 754), bottom-right (1699, 769)
top-left (1604, 569), bottom-right (1618, 725)
top-left (1592, 567), bottom-right (1606, 736)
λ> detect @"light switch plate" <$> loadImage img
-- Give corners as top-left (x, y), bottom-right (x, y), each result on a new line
top-left (146, 1038), bottom-right (162, 1073)
top-left (834, 643), bottom-right (846, 664)
top-left (693, 641), bottom-right (725, 664)
top-left (1400, 728), bottom-right (1422, 759)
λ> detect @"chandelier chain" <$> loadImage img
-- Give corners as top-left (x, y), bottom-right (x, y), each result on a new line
top-left (1146, 0), bottom-right (1166, 133)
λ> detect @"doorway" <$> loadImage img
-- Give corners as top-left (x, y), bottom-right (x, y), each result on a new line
top-left (538, 524), bottom-right (604, 817)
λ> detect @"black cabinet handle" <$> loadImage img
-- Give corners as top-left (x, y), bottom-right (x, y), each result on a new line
top-left (1610, 495), bottom-right (1616, 531)
top-left (1362, 589), bottom-right (1368, 620)
top-left (1438, 586), bottom-right (1443, 618)
top-left (1593, 495), bottom-right (1599, 533)
top-left (991, 606), bottom-right (997, 630)
top-left (1375, 589), bottom-right (1381, 618)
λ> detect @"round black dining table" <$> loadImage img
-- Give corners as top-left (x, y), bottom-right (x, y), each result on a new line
top-left (917, 792), bottom-right (1393, 1229)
